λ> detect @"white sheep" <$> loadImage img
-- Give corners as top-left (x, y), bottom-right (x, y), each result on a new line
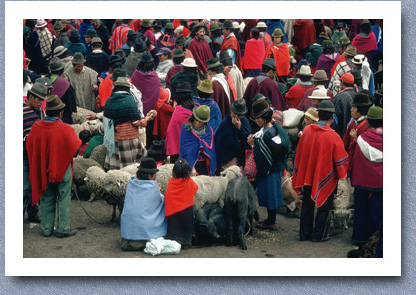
top-left (330, 178), bottom-right (354, 230)
top-left (72, 106), bottom-right (93, 124)
top-left (89, 144), bottom-right (107, 168)
top-left (72, 156), bottom-right (102, 200)
top-left (192, 165), bottom-right (242, 212)
top-left (71, 119), bottom-right (103, 137)
top-left (84, 166), bottom-right (107, 202)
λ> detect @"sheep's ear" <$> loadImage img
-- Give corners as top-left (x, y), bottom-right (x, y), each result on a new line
top-left (84, 177), bottom-right (88, 181)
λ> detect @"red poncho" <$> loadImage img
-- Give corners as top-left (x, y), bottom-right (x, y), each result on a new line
top-left (285, 83), bottom-right (315, 109)
top-left (26, 120), bottom-right (81, 205)
top-left (221, 35), bottom-right (242, 71)
top-left (351, 32), bottom-right (378, 53)
top-left (153, 88), bottom-right (174, 140)
top-left (188, 38), bottom-right (213, 73)
top-left (343, 118), bottom-right (369, 169)
top-left (242, 38), bottom-right (265, 71)
top-left (292, 19), bottom-right (316, 50)
top-left (292, 124), bottom-right (349, 207)
top-left (164, 177), bottom-right (198, 216)
top-left (109, 25), bottom-right (130, 54)
top-left (264, 43), bottom-right (291, 76)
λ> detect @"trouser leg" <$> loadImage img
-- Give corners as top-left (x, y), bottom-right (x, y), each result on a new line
top-left (299, 186), bottom-right (314, 240)
top-left (40, 184), bottom-right (57, 236)
top-left (56, 165), bottom-right (72, 234)
top-left (352, 187), bottom-right (372, 242)
top-left (312, 192), bottom-right (335, 242)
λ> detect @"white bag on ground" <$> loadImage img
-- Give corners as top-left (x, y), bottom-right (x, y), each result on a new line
top-left (282, 108), bottom-right (304, 128)
top-left (144, 237), bottom-right (181, 256)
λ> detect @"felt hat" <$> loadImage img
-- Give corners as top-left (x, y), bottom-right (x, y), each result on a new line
top-left (148, 140), bottom-right (166, 162)
top-left (69, 29), bottom-right (79, 39)
top-left (90, 37), bottom-right (103, 46)
top-left (165, 22), bottom-right (174, 30)
top-left (230, 99), bottom-right (248, 115)
top-left (140, 51), bottom-right (154, 63)
top-left (336, 22), bottom-right (344, 29)
top-left (252, 93), bottom-right (268, 104)
top-left (35, 77), bottom-right (53, 89)
top-left (35, 19), bottom-right (48, 28)
top-left (173, 49), bottom-right (185, 58)
top-left (156, 47), bottom-right (172, 56)
top-left (319, 32), bottom-right (330, 40)
top-left (297, 65), bottom-right (313, 77)
top-left (263, 58), bottom-right (276, 70)
top-left (114, 48), bottom-right (126, 59)
top-left (219, 51), bottom-right (233, 66)
top-left (127, 30), bottom-right (137, 38)
top-left (352, 54), bottom-right (365, 65)
top-left (49, 57), bottom-right (64, 72)
top-left (209, 22), bottom-right (221, 32)
top-left (340, 72), bottom-right (354, 84)
top-left (175, 34), bottom-right (187, 46)
top-left (53, 21), bottom-right (64, 32)
top-left (151, 20), bottom-right (162, 28)
top-left (256, 22), bottom-right (267, 28)
top-left (141, 19), bottom-right (151, 27)
top-left (72, 52), bottom-right (86, 64)
top-left (175, 81), bottom-right (193, 94)
top-left (305, 107), bottom-right (319, 122)
top-left (110, 68), bottom-right (127, 81)
top-left (318, 100), bottom-right (335, 113)
top-left (313, 70), bottom-right (328, 81)
top-left (181, 58), bottom-right (197, 68)
top-left (222, 20), bottom-right (233, 29)
top-left (272, 28), bottom-right (283, 38)
top-left (27, 82), bottom-right (48, 100)
top-left (322, 40), bottom-right (334, 49)
top-left (45, 95), bottom-right (66, 111)
top-left (133, 37), bottom-right (147, 52)
top-left (361, 19), bottom-right (371, 25)
top-left (114, 77), bottom-right (131, 88)
top-left (232, 22), bottom-right (240, 29)
top-left (53, 45), bottom-right (68, 57)
top-left (308, 88), bottom-right (330, 100)
top-left (139, 157), bottom-right (159, 174)
top-left (84, 29), bottom-right (97, 38)
top-left (193, 105), bottom-right (211, 123)
top-left (206, 57), bottom-right (222, 70)
top-left (108, 55), bottom-right (122, 66)
top-left (351, 70), bottom-right (363, 82)
top-left (351, 92), bottom-right (372, 107)
top-left (252, 98), bottom-right (271, 119)
top-left (60, 19), bottom-right (70, 24)
top-left (195, 22), bottom-right (207, 31)
top-left (366, 106), bottom-right (383, 120)
top-left (197, 79), bottom-right (214, 94)
top-left (344, 45), bottom-right (357, 57)
top-left (338, 36), bottom-right (351, 46)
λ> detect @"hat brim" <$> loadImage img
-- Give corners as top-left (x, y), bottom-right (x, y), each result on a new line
top-left (27, 89), bottom-right (47, 100)
top-left (138, 167), bottom-right (159, 174)
top-left (305, 113), bottom-right (319, 122)
top-left (45, 102), bottom-right (66, 111)
top-left (197, 85), bottom-right (214, 94)
top-left (230, 105), bottom-right (248, 115)
top-left (308, 96), bottom-right (330, 100)
top-left (193, 108), bottom-right (210, 123)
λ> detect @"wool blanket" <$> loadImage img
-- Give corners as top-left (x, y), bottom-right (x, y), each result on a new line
top-left (164, 177), bottom-right (198, 216)
top-left (242, 38), bottom-right (265, 71)
top-left (194, 97), bottom-right (222, 135)
top-left (292, 19), bottom-right (316, 50)
top-left (221, 35), bottom-right (242, 71)
top-left (352, 32), bottom-right (378, 53)
top-left (292, 124), bottom-right (349, 207)
top-left (131, 70), bottom-right (161, 115)
top-left (165, 106), bottom-right (193, 155)
top-left (264, 43), bottom-right (291, 76)
top-left (188, 38), bottom-right (213, 73)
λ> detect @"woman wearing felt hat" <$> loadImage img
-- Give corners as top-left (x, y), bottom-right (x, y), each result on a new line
top-left (179, 105), bottom-right (216, 176)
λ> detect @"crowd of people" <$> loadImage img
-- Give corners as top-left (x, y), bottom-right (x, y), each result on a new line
top-left (23, 19), bottom-right (383, 256)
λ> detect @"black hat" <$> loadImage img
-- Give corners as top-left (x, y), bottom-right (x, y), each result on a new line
top-left (84, 29), bottom-right (97, 38)
top-left (69, 29), bottom-right (79, 39)
top-left (49, 57), bottom-right (64, 72)
top-left (351, 70), bottom-right (363, 82)
top-left (133, 37), bottom-right (147, 52)
top-left (108, 55), bottom-right (122, 66)
top-left (175, 81), bottom-right (193, 94)
top-left (252, 98), bottom-right (271, 119)
top-left (127, 29), bottom-right (137, 38)
top-left (148, 140), bottom-right (166, 162)
top-left (140, 51), bottom-right (154, 63)
top-left (175, 34), bottom-right (187, 46)
top-left (351, 92), bottom-right (372, 107)
top-left (222, 20), bottom-right (233, 29)
top-left (35, 77), bottom-right (53, 89)
top-left (151, 20), bottom-right (163, 28)
top-left (111, 68), bottom-right (127, 81)
top-left (206, 57), bottom-right (222, 71)
top-left (219, 51), bottom-right (233, 66)
top-left (263, 58), bottom-right (276, 70)
top-left (230, 99), bottom-right (248, 115)
top-left (139, 157), bottom-right (159, 174)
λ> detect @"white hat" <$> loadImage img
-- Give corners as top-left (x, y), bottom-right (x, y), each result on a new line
top-left (181, 58), bottom-right (197, 68)
top-left (232, 22), bottom-right (240, 29)
top-left (352, 54), bottom-right (365, 65)
top-left (35, 19), bottom-right (48, 28)
top-left (308, 88), bottom-right (330, 100)
top-left (256, 22), bottom-right (267, 28)
top-left (298, 65), bottom-right (313, 77)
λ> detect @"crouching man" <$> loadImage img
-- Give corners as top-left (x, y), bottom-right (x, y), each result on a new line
top-left (120, 157), bottom-right (167, 251)
top-left (292, 101), bottom-right (349, 242)
top-left (26, 95), bottom-right (81, 238)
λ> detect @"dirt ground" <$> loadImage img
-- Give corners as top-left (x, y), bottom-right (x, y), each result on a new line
top-left (23, 198), bottom-right (357, 258)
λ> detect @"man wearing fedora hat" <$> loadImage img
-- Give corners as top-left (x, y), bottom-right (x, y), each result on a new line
top-left (151, 20), bottom-right (163, 41)
top-left (316, 40), bottom-right (340, 86)
top-left (329, 45), bottom-right (357, 95)
top-left (194, 79), bottom-right (222, 135)
top-left (331, 22), bottom-right (348, 44)
top-left (285, 64), bottom-right (315, 108)
top-left (264, 28), bottom-right (290, 80)
top-left (83, 28), bottom-right (98, 58)
top-left (26, 95), bottom-right (81, 238)
top-left (65, 29), bottom-right (86, 56)
top-left (140, 19), bottom-right (157, 47)
top-left (297, 70), bottom-right (335, 112)
top-left (351, 54), bottom-right (375, 95)
top-left (351, 19), bottom-right (378, 54)
top-left (36, 19), bottom-right (53, 61)
top-left (155, 47), bottom-right (174, 88)
top-left (174, 34), bottom-right (194, 59)
top-left (220, 51), bottom-right (244, 101)
top-left (120, 29), bottom-right (138, 58)
top-left (64, 52), bottom-right (99, 111)
top-left (23, 82), bottom-right (48, 223)
top-left (221, 20), bottom-right (242, 71)
top-left (120, 157), bottom-right (167, 250)
top-left (329, 36), bottom-right (351, 78)
top-left (165, 49), bottom-right (185, 91)
top-left (241, 27), bottom-right (265, 78)
top-left (292, 100), bottom-right (349, 242)
top-left (123, 37), bottom-right (147, 77)
top-left (53, 45), bottom-right (73, 72)
top-left (208, 22), bottom-right (223, 57)
top-left (24, 19), bottom-right (45, 74)
top-left (349, 106), bottom-right (383, 247)
top-left (215, 99), bottom-right (251, 173)
top-left (109, 19), bottom-right (132, 54)
top-left (85, 37), bottom-right (110, 75)
top-left (188, 22), bottom-right (213, 77)
top-left (333, 72), bottom-right (357, 137)
top-left (243, 58), bottom-right (287, 117)
top-left (170, 58), bottom-right (199, 97)
top-left (157, 22), bottom-right (176, 50)
top-left (256, 22), bottom-right (272, 49)
top-left (52, 21), bottom-right (69, 51)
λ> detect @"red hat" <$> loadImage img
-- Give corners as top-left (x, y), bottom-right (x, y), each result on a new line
top-left (340, 72), bottom-right (354, 84)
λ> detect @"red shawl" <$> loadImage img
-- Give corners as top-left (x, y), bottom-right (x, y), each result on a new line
top-left (285, 83), bottom-right (315, 109)
top-left (166, 64), bottom-right (183, 91)
top-left (165, 106), bottom-right (193, 155)
top-left (242, 38), bottom-right (265, 70)
top-left (144, 29), bottom-right (157, 46)
top-left (292, 19), bottom-right (316, 50)
top-left (264, 43), bottom-right (290, 76)
top-left (98, 73), bottom-right (113, 107)
top-left (331, 54), bottom-right (346, 78)
top-left (26, 120), bottom-right (81, 205)
top-left (188, 38), bottom-right (213, 73)
top-left (343, 118), bottom-right (368, 155)
top-left (292, 124), bottom-right (349, 207)
top-left (221, 35), bottom-right (242, 71)
top-left (153, 88), bottom-right (174, 140)
top-left (263, 33), bottom-right (272, 49)
top-left (351, 32), bottom-right (378, 53)
top-left (164, 177), bottom-right (198, 216)
top-left (131, 70), bottom-right (161, 115)
top-left (109, 25), bottom-right (130, 54)
top-left (350, 128), bottom-right (383, 189)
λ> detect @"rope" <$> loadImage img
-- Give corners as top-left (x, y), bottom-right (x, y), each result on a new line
top-left (72, 185), bottom-right (104, 225)
top-left (281, 176), bottom-right (292, 188)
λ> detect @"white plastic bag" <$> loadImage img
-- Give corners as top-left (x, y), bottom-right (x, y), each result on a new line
top-left (282, 108), bottom-right (304, 128)
top-left (144, 237), bottom-right (181, 256)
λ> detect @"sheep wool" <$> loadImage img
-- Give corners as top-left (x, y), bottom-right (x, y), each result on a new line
top-left (89, 144), bottom-right (107, 168)
top-left (72, 106), bottom-right (93, 124)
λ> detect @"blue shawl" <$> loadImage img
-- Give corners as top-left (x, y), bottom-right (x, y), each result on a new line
top-left (193, 97), bottom-right (222, 136)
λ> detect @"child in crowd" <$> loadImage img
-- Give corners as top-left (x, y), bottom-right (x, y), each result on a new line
top-left (164, 158), bottom-right (199, 249)
top-left (78, 129), bottom-right (91, 156)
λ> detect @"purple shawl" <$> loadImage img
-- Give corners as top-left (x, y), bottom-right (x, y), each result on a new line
top-left (131, 70), bottom-right (161, 115)
top-left (52, 76), bottom-right (70, 99)
top-left (316, 53), bottom-right (340, 85)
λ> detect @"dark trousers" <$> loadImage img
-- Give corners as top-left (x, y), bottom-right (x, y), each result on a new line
top-left (23, 151), bottom-right (39, 219)
top-left (352, 188), bottom-right (383, 243)
top-left (299, 186), bottom-right (335, 240)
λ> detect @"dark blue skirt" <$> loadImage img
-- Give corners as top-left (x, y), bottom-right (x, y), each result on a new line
top-left (257, 171), bottom-right (283, 209)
